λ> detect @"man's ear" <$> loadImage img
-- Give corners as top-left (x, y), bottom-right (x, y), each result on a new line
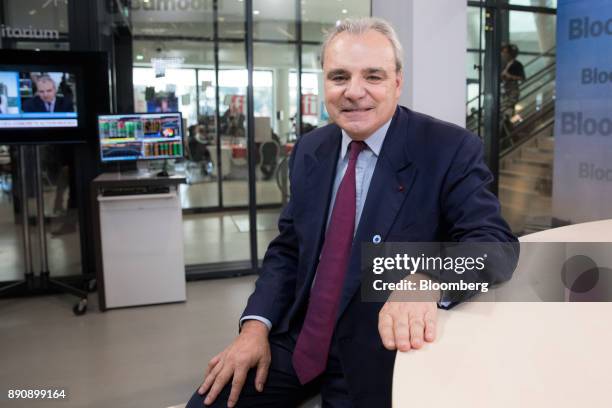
top-left (395, 70), bottom-right (404, 97)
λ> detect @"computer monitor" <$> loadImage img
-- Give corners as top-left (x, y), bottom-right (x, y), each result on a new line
top-left (98, 112), bottom-right (184, 163)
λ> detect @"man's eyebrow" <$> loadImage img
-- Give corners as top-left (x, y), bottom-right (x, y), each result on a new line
top-left (363, 68), bottom-right (387, 76)
top-left (326, 69), bottom-right (349, 78)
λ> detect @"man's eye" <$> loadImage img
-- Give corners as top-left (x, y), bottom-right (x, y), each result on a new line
top-left (368, 76), bottom-right (382, 81)
top-left (332, 76), bottom-right (347, 82)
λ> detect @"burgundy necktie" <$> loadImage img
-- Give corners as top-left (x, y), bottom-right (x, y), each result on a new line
top-left (292, 140), bottom-right (365, 384)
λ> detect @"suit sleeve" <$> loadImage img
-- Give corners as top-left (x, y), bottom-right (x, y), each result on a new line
top-left (437, 133), bottom-right (520, 305)
top-left (240, 141), bottom-right (301, 328)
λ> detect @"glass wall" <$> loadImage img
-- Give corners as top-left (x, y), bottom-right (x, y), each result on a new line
top-left (467, 1), bottom-right (557, 236)
top-left (130, 0), bottom-right (371, 269)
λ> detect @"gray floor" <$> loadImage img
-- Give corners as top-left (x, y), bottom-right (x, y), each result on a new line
top-left (0, 276), bottom-right (258, 408)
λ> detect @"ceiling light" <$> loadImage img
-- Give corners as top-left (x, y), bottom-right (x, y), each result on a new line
top-left (253, 10), bottom-right (260, 15)
top-left (136, 55), bottom-right (144, 60)
top-left (219, 16), bottom-right (225, 22)
top-left (342, 9), bottom-right (348, 14)
top-left (29, 9), bottom-right (36, 15)
top-left (336, 20), bottom-right (341, 26)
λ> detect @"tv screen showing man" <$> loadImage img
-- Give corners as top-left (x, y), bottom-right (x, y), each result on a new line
top-left (21, 73), bottom-right (74, 113)
top-left (0, 70), bottom-right (78, 128)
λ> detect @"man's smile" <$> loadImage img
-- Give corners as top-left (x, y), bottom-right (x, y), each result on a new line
top-left (340, 107), bottom-right (375, 112)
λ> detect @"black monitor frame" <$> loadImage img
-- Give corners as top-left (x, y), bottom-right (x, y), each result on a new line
top-left (0, 50), bottom-right (109, 145)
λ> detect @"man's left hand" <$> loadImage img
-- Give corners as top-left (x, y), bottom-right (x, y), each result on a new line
top-left (378, 274), bottom-right (439, 352)
top-left (378, 301), bottom-right (437, 351)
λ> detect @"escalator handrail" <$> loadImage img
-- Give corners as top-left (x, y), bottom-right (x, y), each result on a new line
top-left (500, 115), bottom-right (555, 158)
top-left (466, 62), bottom-right (555, 108)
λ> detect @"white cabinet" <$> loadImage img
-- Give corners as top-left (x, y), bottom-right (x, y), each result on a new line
top-left (98, 188), bottom-right (186, 308)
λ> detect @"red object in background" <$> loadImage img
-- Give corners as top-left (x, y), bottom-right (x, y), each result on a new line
top-left (230, 95), bottom-right (245, 115)
top-left (301, 94), bottom-right (317, 116)
top-left (232, 145), bottom-right (247, 159)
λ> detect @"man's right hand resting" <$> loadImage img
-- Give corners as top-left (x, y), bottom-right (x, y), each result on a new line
top-left (197, 320), bottom-right (271, 407)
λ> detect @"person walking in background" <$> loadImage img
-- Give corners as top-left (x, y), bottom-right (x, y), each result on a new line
top-left (501, 44), bottom-right (526, 120)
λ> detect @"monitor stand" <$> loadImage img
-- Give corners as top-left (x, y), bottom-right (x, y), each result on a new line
top-left (156, 159), bottom-right (172, 178)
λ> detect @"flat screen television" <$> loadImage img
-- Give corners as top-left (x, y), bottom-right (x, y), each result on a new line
top-left (98, 112), bottom-right (184, 162)
top-left (0, 50), bottom-right (109, 144)
top-left (0, 70), bottom-right (78, 128)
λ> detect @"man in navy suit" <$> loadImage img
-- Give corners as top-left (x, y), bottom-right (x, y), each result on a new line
top-left (187, 17), bottom-right (517, 408)
top-left (22, 75), bottom-right (73, 113)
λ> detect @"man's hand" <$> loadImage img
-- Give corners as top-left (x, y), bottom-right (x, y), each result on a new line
top-left (378, 301), bottom-right (437, 351)
top-left (198, 320), bottom-right (271, 407)
top-left (378, 273), bottom-right (439, 352)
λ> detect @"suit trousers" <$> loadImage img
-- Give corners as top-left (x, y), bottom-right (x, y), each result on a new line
top-left (185, 328), bottom-right (352, 408)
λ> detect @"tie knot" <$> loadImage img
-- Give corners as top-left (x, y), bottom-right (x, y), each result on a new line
top-left (348, 141), bottom-right (365, 161)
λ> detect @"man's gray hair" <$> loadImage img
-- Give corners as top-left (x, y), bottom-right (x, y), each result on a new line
top-left (36, 75), bottom-right (56, 88)
top-left (320, 17), bottom-right (403, 72)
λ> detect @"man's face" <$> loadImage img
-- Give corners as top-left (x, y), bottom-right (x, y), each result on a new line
top-left (323, 30), bottom-right (403, 140)
top-left (37, 80), bottom-right (57, 103)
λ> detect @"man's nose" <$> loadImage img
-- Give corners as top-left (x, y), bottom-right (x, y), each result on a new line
top-left (343, 78), bottom-right (366, 100)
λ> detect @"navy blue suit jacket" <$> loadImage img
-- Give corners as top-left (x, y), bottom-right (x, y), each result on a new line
top-left (22, 96), bottom-right (74, 113)
top-left (242, 106), bottom-right (517, 407)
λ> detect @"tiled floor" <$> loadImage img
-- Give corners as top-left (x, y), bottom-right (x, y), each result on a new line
top-left (0, 277), bottom-right (257, 408)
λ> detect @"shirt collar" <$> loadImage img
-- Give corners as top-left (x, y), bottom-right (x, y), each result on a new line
top-left (340, 117), bottom-right (392, 159)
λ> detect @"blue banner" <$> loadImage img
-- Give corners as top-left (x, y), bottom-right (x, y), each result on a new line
top-left (553, 0), bottom-right (612, 224)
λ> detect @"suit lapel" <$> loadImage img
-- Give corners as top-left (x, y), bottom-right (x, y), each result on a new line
top-left (338, 107), bottom-right (418, 316)
top-left (301, 128), bottom-right (342, 284)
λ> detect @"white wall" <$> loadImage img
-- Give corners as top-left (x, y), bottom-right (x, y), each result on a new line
top-left (372, 0), bottom-right (467, 127)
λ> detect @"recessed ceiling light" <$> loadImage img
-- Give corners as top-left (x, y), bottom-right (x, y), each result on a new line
top-left (253, 10), bottom-right (260, 15)
top-left (342, 9), bottom-right (348, 14)
top-left (29, 9), bottom-right (36, 15)
top-left (219, 16), bottom-right (225, 22)
top-left (136, 55), bottom-right (144, 60)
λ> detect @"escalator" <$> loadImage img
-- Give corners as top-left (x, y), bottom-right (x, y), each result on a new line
top-left (466, 48), bottom-right (557, 234)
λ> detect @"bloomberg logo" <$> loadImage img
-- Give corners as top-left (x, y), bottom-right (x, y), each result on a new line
top-left (569, 16), bottom-right (612, 40)
top-left (561, 112), bottom-right (612, 136)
